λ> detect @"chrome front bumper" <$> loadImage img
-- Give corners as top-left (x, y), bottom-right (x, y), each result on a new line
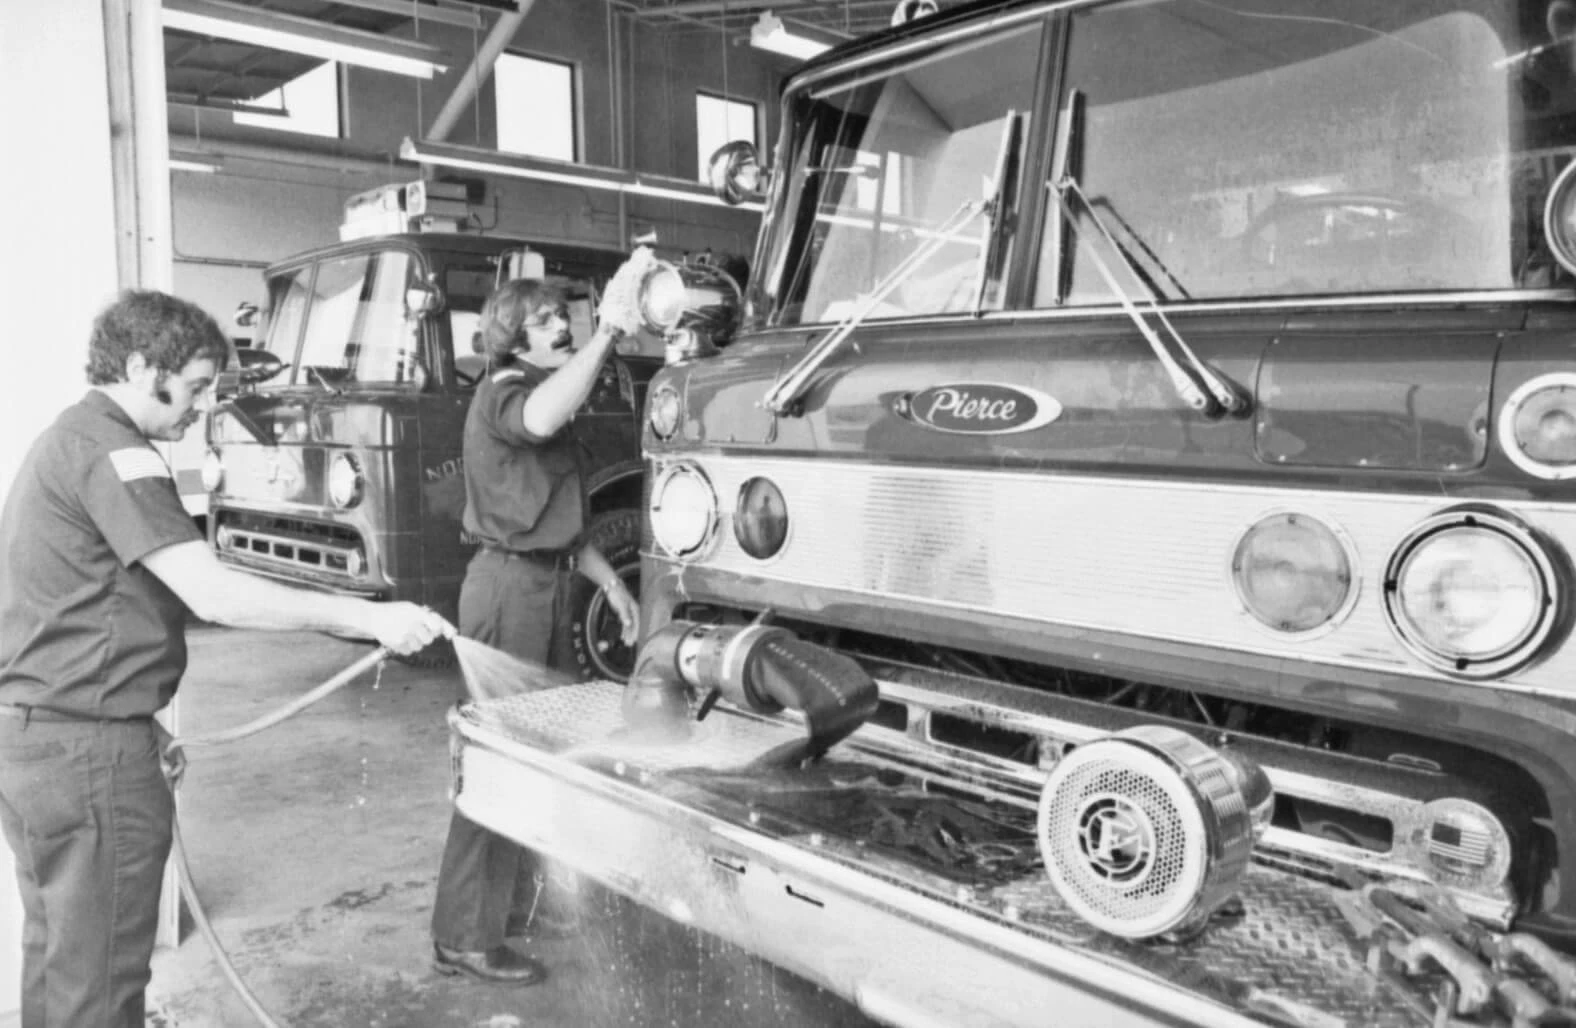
top-left (450, 683), bottom-right (1428, 1028)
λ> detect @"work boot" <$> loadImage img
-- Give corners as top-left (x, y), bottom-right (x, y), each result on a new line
top-left (431, 943), bottom-right (547, 985)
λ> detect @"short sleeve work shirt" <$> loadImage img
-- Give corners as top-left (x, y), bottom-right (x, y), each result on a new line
top-left (461, 362), bottom-right (585, 553)
top-left (0, 391), bottom-right (200, 718)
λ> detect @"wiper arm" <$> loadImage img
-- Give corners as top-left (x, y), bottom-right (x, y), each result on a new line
top-left (1051, 174), bottom-right (1245, 417)
top-left (971, 110), bottom-right (1027, 314)
top-left (764, 196), bottom-right (988, 417)
top-left (306, 366), bottom-right (344, 397)
top-left (1088, 195), bottom-right (1190, 302)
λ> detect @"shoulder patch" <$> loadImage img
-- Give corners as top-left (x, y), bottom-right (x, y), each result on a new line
top-left (491, 368), bottom-right (526, 383)
top-left (108, 447), bottom-right (172, 482)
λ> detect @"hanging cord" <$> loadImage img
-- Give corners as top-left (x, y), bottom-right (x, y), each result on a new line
top-left (162, 646), bottom-right (394, 1027)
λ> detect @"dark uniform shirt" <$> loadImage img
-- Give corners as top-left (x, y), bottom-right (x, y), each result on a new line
top-left (0, 391), bottom-right (200, 718)
top-left (461, 361), bottom-right (585, 553)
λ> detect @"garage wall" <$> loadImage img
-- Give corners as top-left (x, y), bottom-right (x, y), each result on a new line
top-left (169, 0), bottom-right (788, 332)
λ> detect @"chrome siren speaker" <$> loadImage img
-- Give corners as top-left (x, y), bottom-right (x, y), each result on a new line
top-left (1036, 726), bottom-right (1273, 940)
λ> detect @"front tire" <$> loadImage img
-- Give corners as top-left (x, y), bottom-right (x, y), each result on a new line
top-left (570, 510), bottom-right (642, 682)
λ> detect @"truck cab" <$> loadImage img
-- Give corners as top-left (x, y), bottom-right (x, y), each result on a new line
top-left (204, 229), bottom-right (656, 676)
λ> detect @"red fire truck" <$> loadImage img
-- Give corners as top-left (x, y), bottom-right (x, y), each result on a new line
top-left (449, 2), bottom-right (1576, 1024)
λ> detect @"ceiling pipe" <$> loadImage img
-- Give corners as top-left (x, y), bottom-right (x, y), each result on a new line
top-left (426, 0), bottom-right (536, 142)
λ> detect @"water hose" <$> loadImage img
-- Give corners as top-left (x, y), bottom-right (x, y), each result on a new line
top-left (164, 645), bottom-right (393, 1028)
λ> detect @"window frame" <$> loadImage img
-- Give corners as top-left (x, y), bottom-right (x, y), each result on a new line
top-left (494, 50), bottom-right (580, 163)
top-left (232, 61), bottom-right (343, 139)
top-left (695, 90), bottom-right (761, 181)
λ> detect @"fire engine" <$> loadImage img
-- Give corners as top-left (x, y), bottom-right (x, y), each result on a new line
top-left (204, 189), bottom-right (659, 677)
top-left (449, 1), bottom-right (1576, 1024)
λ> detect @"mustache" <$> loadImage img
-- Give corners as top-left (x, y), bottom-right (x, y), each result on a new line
top-left (549, 333), bottom-right (574, 351)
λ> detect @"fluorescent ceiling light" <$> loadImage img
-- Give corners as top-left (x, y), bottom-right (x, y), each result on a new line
top-left (168, 151), bottom-right (222, 173)
top-left (162, 0), bottom-right (449, 79)
top-left (749, 12), bottom-right (833, 60)
top-left (400, 138), bottom-right (762, 212)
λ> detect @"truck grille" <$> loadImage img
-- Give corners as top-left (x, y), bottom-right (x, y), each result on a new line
top-left (213, 509), bottom-right (365, 581)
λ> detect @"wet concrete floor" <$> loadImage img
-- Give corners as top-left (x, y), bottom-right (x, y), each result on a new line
top-left (146, 626), bottom-right (879, 1028)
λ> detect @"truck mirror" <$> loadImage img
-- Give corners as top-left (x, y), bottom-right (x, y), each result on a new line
top-left (707, 141), bottom-right (767, 206)
top-left (406, 283), bottom-right (443, 316)
top-left (217, 348), bottom-right (285, 398)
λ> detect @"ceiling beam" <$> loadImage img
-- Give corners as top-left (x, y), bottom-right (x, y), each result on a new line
top-left (320, 0), bottom-right (483, 31)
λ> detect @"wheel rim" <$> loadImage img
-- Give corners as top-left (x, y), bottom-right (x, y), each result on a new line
top-left (582, 563), bottom-right (640, 681)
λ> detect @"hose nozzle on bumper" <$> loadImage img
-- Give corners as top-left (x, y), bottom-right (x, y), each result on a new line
top-left (621, 620), bottom-right (880, 765)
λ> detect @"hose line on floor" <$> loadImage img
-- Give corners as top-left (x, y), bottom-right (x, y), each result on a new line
top-left (163, 645), bottom-right (393, 1028)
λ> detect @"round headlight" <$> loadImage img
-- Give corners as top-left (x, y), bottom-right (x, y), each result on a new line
top-left (734, 477), bottom-right (789, 560)
top-left (649, 384), bottom-right (682, 441)
top-left (328, 454), bottom-right (363, 509)
top-left (640, 265), bottom-right (689, 333)
top-left (1383, 508), bottom-right (1558, 678)
top-left (1230, 512), bottom-right (1356, 635)
top-left (200, 449), bottom-right (225, 493)
top-left (1500, 373), bottom-right (1576, 479)
top-left (649, 463), bottom-right (718, 559)
top-left (1544, 159), bottom-right (1576, 280)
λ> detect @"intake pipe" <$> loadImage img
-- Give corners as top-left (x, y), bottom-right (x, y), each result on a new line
top-left (621, 620), bottom-right (880, 766)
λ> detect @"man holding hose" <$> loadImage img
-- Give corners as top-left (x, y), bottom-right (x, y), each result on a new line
top-left (0, 290), bottom-right (453, 1028)
top-left (429, 254), bottom-right (646, 984)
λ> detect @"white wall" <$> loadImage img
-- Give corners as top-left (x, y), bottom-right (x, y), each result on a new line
top-left (0, 0), bottom-right (126, 1017)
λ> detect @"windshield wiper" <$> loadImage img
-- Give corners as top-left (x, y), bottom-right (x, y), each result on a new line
top-left (1048, 91), bottom-right (1243, 418)
top-left (970, 110), bottom-right (1026, 314)
top-left (765, 112), bottom-right (1025, 418)
top-left (763, 198), bottom-right (988, 417)
top-left (305, 366), bottom-right (344, 397)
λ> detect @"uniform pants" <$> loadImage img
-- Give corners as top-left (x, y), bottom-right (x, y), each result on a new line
top-left (432, 549), bottom-right (571, 951)
top-left (0, 716), bottom-right (172, 1028)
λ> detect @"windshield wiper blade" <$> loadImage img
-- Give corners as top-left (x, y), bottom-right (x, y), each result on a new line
top-left (1051, 173), bottom-right (1245, 417)
top-left (763, 196), bottom-right (988, 417)
top-left (970, 110), bottom-right (1027, 314)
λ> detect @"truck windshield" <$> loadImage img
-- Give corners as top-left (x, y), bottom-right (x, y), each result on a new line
top-left (763, 23), bottom-right (1043, 327)
top-left (258, 250), bottom-right (423, 387)
top-left (762, 0), bottom-right (1576, 319)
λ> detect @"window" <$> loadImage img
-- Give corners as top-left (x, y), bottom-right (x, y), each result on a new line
top-left (696, 93), bottom-right (758, 181)
top-left (496, 53), bottom-right (576, 161)
top-left (295, 251), bottom-right (422, 387)
top-left (233, 61), bottom-right (340, 138)
top-left (1037, 1), bottom-right (1525, 306)
top-left (761, 24), bottom-right (1041, 325)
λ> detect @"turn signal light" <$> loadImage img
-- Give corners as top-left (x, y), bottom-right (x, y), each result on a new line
top-left (648, 384), bottom-right (682, 441)
top-left (734, 477), bottom-right (789, 559)
top-left (1500, 373), bottom-right (1576, 479)
top-left (1230, 512), bottom-right (1355, 635)
top-left (200, 449), bottom-right (225, 493)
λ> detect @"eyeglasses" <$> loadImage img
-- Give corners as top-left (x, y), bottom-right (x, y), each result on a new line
top-left (525, 305), bottom-right (571, 327)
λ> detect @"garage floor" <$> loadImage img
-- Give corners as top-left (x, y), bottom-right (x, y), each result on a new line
top-left (144, 625), bottom-right (879, 1028)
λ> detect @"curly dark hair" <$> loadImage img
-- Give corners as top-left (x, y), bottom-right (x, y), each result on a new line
top-left (477, 279), bottom-right (567, 363)
top-left (85, 290), bottom-right (230, 385)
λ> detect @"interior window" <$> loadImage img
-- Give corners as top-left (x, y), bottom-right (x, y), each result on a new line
top-left (763, 24), bottom-right (1042, 326)
top-left (1037, 1), bottom-right (1529, 306)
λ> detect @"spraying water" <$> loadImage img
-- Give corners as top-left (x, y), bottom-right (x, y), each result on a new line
top-left (451, 635), bottom-right (578, 701)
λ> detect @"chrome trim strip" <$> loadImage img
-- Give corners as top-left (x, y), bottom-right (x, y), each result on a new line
top-left (658, 455), bottom-right (1576, 696)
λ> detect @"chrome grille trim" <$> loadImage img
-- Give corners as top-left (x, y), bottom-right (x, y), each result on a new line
top-left (866, 678), bottom-right (1515, 927)
top-left (217, 524), bottom-right (362, 582)
top-left (659, 455), bottom-right (1576, 696)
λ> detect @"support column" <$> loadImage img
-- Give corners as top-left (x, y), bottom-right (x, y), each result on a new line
top-left (0, 0), bottom-right (173, 1017)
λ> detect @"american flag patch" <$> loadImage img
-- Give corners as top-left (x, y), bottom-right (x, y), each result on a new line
top-left (108, 448), bottom-right (171, 482)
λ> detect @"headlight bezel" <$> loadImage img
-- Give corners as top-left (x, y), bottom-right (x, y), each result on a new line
top-left (1498, 372), bottom-right (1576, 480)
top-left (1382, 507), bottom-right (1560, 679)
top-left (328, 453), bottom-right (364, 509)
top-left (1228, 509), bottom-right (1359, 639)
top-left (200, 449), bottom-right (225, 493)
top-left (649, 462), bottom-right (720, 561)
